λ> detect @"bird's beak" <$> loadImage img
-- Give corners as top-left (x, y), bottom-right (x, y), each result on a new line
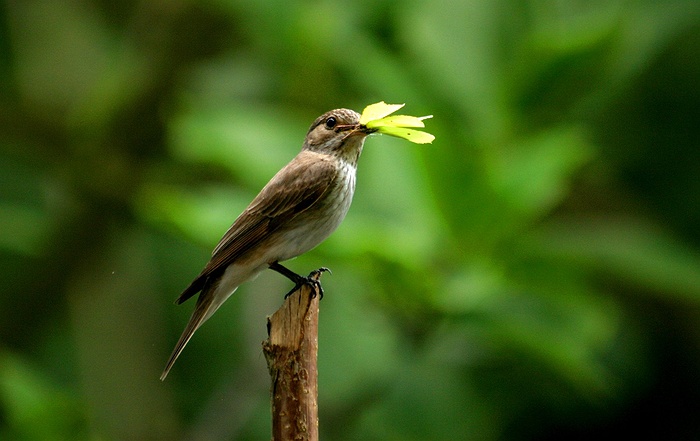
top-left (358, 124), bottom-right (378, 134)
top-left (336, 124), bottom-right (374, 143)
top-left (336, 124), bottom-right (377, 135)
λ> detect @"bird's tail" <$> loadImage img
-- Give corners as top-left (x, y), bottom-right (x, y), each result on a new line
top-left (160, 285), bottom-right (237, 380)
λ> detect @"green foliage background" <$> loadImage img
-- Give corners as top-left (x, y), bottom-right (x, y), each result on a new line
top-left (1, 0), bottom-right (699, 439)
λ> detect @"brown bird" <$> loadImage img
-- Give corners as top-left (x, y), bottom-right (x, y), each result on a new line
top-left (161, 108), bottom-right (374, 380)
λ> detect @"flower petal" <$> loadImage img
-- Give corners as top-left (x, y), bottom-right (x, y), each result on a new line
top-left (376, 126), bottom-right (435, 144)
top-left (366, 114), bottom-right (432, 128)
top-left (359, 101), bottom-right (405, 125)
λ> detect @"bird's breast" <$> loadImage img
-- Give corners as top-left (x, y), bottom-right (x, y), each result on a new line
top-left (271, 159), bottom-right (356, 261)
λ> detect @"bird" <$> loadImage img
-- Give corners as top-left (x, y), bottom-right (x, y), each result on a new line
top-left (160, 108), bottom-right (374, 380)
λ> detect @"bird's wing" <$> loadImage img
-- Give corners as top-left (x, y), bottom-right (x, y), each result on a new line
top-left (176, 153), bottom-right (338, 304)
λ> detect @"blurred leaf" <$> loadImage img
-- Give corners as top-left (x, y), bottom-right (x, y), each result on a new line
top-left (319, 284), bottom-right (400, 407)
top-left (168, 103), bottom-right (306, 186)
top-left (402, 0), bottom-right (509, 143)
top-left (353, 360), bottom-right (495, 441)
top-left (0, 203), bottom-right (51, 256)
top-left (136, 183), bottom-right (252, 246)
top-left (6, 0), bottom-right (113, 122)
top-left (67, 227), bottom-right (179, 440)
top-left (526, 218), bottom-right (700, 300)
top-left (0, 158), bottom-right (55, 256)
top-left (486, 126), bottom-right (594, 224)
top-left (0, 352), bottom-right (87, 441)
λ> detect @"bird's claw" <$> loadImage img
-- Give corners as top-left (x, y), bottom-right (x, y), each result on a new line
top-left (283, 267), bottom-right (331, 299)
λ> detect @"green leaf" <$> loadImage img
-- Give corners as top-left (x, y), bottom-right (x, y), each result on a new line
top-left (360, 101), bottom-right (435, 144)
top-left (366, 114), bottom-right (431, 129)
top-left (375, 126), bottom-right (435, 144)
top-left (359, 101), bottom-right (406, 124)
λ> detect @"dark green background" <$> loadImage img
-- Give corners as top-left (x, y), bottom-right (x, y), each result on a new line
top-left (1, 0), bottom-right (699, 439)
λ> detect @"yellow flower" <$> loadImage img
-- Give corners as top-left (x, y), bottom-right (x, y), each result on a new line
top-left (360, 102), bottom-right (435, 144)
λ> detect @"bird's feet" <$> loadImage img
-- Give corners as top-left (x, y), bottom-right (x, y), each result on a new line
top-left (269, 262), bottom-right (331, 299)
top-left (284, 267), bottom-right (331, 299)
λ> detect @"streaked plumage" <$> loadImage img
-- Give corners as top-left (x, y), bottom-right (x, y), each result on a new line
top-left (161, 108), bottom-right (370, 380)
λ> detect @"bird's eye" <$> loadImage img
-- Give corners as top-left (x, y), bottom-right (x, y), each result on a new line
top-left (324, 117), bottom-right (337, 129)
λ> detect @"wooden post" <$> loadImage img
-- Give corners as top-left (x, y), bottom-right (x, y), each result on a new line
top-left (263, 272), bottom-right (322, 441)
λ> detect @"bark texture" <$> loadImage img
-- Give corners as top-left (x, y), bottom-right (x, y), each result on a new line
top-left (263, 273), bottom-right (321, 441)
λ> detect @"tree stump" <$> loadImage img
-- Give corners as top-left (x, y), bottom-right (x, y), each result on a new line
top-left (263, 272), bottom-right (322, 441)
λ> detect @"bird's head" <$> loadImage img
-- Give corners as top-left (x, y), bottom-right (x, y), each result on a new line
top-left (303, 108), bottom-right (376, 165)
